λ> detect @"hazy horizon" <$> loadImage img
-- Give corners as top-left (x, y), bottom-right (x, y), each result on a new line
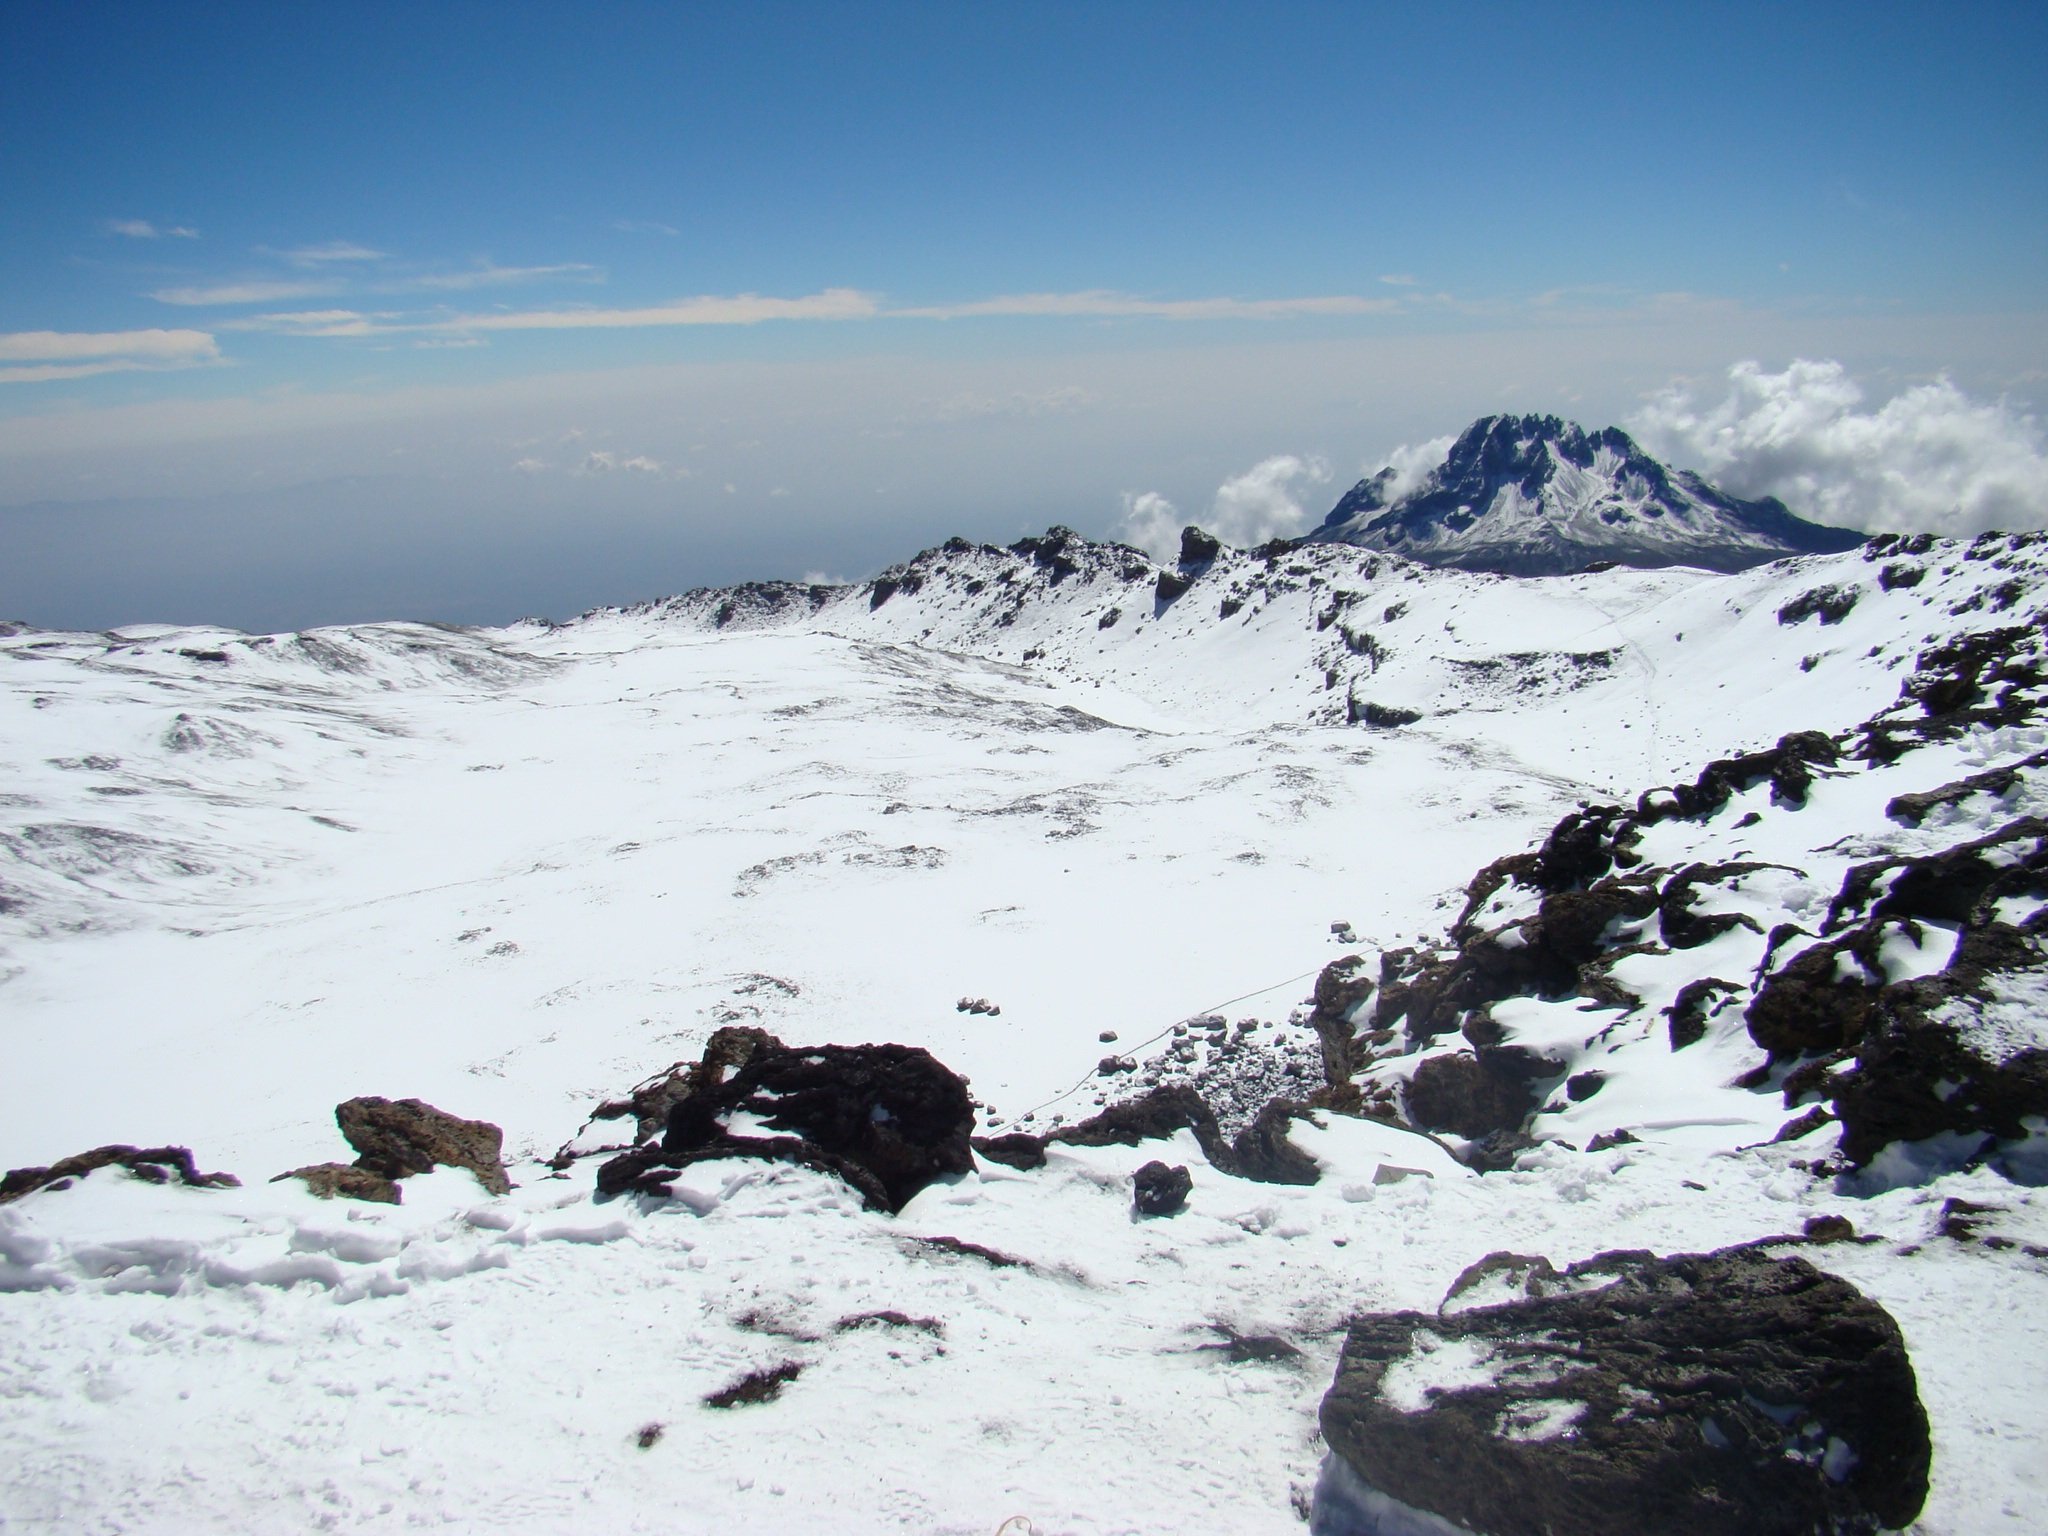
top-left (5, 3), bottom-right (2046, 632)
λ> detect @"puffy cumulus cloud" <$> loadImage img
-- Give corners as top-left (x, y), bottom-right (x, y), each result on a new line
top-left (1116, 490), bottom-right (1183, 560)
top-left (0, 327), bottom-right (218, 384)
top-left (1116, 455), bottom-right (1334, 560)
top-left (1630, 359), bottom-right (2048, 535)
top-left (1209, 454), bottom-right (1332, 546)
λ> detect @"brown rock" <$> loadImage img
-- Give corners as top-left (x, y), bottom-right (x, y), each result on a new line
top-left (337, 1096), bottom-right (512, 1195)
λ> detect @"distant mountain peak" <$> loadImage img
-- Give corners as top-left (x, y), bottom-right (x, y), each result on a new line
top-left (1310, 413), bottom-right (1865, 575)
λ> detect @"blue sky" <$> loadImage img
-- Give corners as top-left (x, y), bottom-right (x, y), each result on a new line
top-left (3, 2), bottom-right (2046, 628)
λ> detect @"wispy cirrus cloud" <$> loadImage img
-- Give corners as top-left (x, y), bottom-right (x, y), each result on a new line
top-left (892, 290), bottom-right (1401, 321)
top-left (0, 326), bottom-right (219, 384)
top-left (151, 279), bottom-right (344, 306)
top-left (613, 219), bottom-right (680, 236)
top-left (397, 261), bottom-right (602, 292)
top-left (230, 286), bottom-right (1405, 341)
top-left (107, 218), bottom-right (199, 239)
top-left (442, 287), bottom-right (881, 332)
top-left (267, 241), bottom-right (388, 266)
top-left (220, 309), bottom-right (383, 336)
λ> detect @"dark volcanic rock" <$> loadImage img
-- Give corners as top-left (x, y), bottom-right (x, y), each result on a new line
top-left (0, 1144), bottom-right (240, 1205)
top-left (1131, 1159), bottom-right (1193, 1217)
top-left (337, 1096), bottom-right (512, 1195)
top-left (1228, 1099), bottom-right (1323, 1184)
top-left (975, 1083), bottom-right (1337, 1187)
top-left (602, 1040), bottom-right (975, 1213)
top-left (1403, 1048), bottom-right (1560, 1142)
top-left (1317, 1246), bottom-right (1930, 1536)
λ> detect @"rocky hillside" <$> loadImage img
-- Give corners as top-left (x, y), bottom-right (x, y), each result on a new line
top-left (1, 521), bottom-right (2044, 1534)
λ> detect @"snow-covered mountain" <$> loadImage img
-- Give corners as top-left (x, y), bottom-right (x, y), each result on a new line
top-left (1, 522), bottom-right (2044, 1534)
top-left (1311, 413), bottom-right (1867, 575)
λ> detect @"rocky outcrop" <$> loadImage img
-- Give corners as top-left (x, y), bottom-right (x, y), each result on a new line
top-left (0, 1144), bottom-right (239, 1204)
top-left (337, 1097), bottom-right (512, 1196)
top-left (598, 1037), bottom-right (976, 1213)
top-left (1316, 1246), bottom-right (1930, 1536)
top-left (1403, 1049), bottom-right (1560, 1141)
top-left (976, 1082), bottom-right (1330, 1186)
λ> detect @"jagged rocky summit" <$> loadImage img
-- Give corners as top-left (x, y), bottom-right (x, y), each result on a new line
top-left (1312, 413), bottom-right (1866, 576)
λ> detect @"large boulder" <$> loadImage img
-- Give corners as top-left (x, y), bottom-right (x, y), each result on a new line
top-left (336, 1097), bottom-right (512, 1195)
top-left (1315, 1246), bottom-right (1930, 1536)
top-left (600, 1039), bottom-right (975, 1213)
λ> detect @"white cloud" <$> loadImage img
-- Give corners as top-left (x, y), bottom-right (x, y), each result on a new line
top-left (576, 450), bottom-right (667, 475)
top-left (0, 327), bottom-right (219, 386)
top-left (0, 328), bottom-right (218, 363)
top-left (1378, 274), bottom-right (1420, 287)
top-left (108, 219), bottom-right (198, 239)
top-left (1630, 358), bottom-right (2048, 535)
top-left (272, 241), bottom-right (387, 266)
top-left (895, 290), bottom-right (1400, 321)
top-left (0, 359), bottom-right (150, 384)
top-left (511, 456), bottom-right (550, 474)
top-left (152, 279), bottom-right (343, 306)
top-left (613, 220), bottom-right (681, 236)
top-left (400, 262), bottom-right (601, 292)
top-left (1117, 454), bottom-right (1335, 560)
top-left (1369, 434), bottom-right (1457, 503)
top-left (223, 310), bottom-right (387, 336)
top-left (437, 287), bottom-right (880, 334)
top-left (1209, 454), bottom-right (1332, 545)
top-left (1115, 490), bottom-right (1182, 560)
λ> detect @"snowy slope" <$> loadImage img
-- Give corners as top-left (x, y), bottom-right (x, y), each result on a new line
top-left (1, 528), bottom-right (2045, 1534)
top-left (1310, 414), bottom-right (1866, 575)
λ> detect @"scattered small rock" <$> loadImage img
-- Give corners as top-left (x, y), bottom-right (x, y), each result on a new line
top-left (703, 1361), bottom-right (804, 1409)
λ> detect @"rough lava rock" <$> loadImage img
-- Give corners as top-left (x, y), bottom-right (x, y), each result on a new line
top-left (599, 1037), bottom-right (975, 1213)
top-left (1316, 1245), bottom-right (1931, 1536)
top-left (336, 1096), bottom-right (513, 1196)
top-left (1130, 1160), bottom-right (1192, 1217)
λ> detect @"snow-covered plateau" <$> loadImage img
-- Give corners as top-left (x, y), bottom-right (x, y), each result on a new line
top-left (2, 519), bottom-right (2045, 1534)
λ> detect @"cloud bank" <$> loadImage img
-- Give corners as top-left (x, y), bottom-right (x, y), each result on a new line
top-left (1116, 454), bottom-right (1332, 560)
top-left (0, 327), bottom-right (219, 384)
top-left (1630, 359), bottom-right (2048, 535)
